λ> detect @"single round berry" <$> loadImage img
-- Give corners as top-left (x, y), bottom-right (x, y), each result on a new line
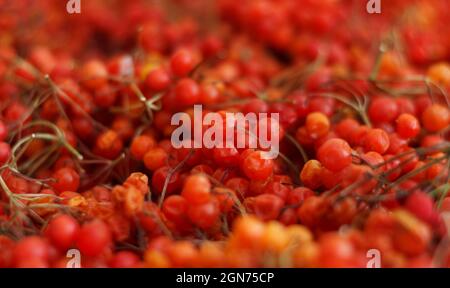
top-left (143, 147), bottom-right (168, 171)
top-left (174, 78), bottom-right (201, 106)
top-left (145, 68), bottom-right (171, 92)
top-left (305, 112), bottom-right (330, 139)
top-left (13, 236), bottom-right (49, 265)
top-left (421, 104), bottom-right (449, 132)
top-left (241, 151), bottom-right (274, 181)
top-left (300, 159), bottom-right (323, 189)
top-left (130, 135), bottom-right (156, 160)
top-left (251, 194), bottom-right (284, 221)
top-left (45, 214), bottom-right (80, 251)
top-left (317, 139), bottom-right (352, 172)
top-left (369, 97), bottom-right (399, 123)
top-left (335, 118), bottom-right (360, 142)
top-left (162, 195), bottom-right (189, 227)
top-left (364, 129), bottom-right (390, 154)
top-left (80, 59), bottom-right (108, 90)
top-left (200, 84), bottom-right (220, 105)
top-left (187, 198), bottom-right (220, 230)
top-left (405, 192), bottom-right (434, 224)
top-left (181, 174), bottom-right (211, 205)
top-left (396, 113), bottom-right (420, 139)
top-left (94, 130), bottom-right (123, 159)
top-left (51, 167), bottom-right (80, 193)
top-left (170, 50), bottom-right (196, 77)
top-left (76, 220), bottom-right (112, 257)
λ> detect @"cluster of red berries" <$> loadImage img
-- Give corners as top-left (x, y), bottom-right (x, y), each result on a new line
top-left (0, 0), bottom-right (449, 268)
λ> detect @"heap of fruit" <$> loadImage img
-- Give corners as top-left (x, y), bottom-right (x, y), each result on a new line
top-left (0, 0), bottom-right (449, 267)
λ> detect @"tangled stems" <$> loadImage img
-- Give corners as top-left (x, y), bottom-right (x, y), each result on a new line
top-left (158, 149), bottom-right (194, 208)
top-left (311, 92), bottom-right (372, 127)
top-left (129, 83), bottom-right (163, 124)
top-left (345, 143), bottom-right (450, 205)
top-left (0, 120), bottom-right (83, 224)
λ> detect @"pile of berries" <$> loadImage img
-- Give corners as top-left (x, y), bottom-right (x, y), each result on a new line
top-left (0, 0), bottom-right (449, 268)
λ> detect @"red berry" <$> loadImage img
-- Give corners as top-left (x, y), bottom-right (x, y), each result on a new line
top-left (152, 166), bottom-right (181, 195)
top-left (405, 192), bottom-right (434, 224)
top-left (80, 59), bottom-right (108, 90)
top-left (130, 135), bottom-right (156, 160)
top-left (200, 84), bottom-right (221, 105)
top-left (317, 139), bottom-right (352, 172)
top-left (396, 113), bottom-right (420, 139)
top-left (421, 104), bottom-right (449, 132)
top-left (213, 147), bottom-right (240, 167)
top-left (335, 118), bottom-right (360, 142)
top-left (143, 147), bottom-right (168, 171)
top-left (170, 50), bottom-right (196, 77)
top-left (162, 195), bottom-right (190, 228)
top-left (181, 174), bottom-right (211, 205)
top-left (0, 121), bottom-right (8, 141)
top-left (187, 198), bottom-right (220, 229)
top-left (145, 68), bottom-right (171, 92)
top-left (369, 97), bottom-right (399, 123)
top-left (45, 214), bottom-right (80, 250)
top-left (94, 130), bottom-right (123, 159)
top-left (364, 129), bottom-right (390, 154)
top-left (174, 78), bottom-right (201, 106)
top-left (51, 167), bottom-right (80, 193)
top-left (13, 236), bottom-right (49, 265)
top-left (241, 151), bottom-right (274, 181)
top-left (251, 194), bottom-right (284, 221)
top-left (0, 142), bottom-right (11, 166)
top-left (76, 220), bottom-right (112, 257)
top-left (109, 251), bottom-right (140, 268)
top-left (288, 187), bottom-right (315, 205)
top-left (305, 112), bottom-right (330, 139)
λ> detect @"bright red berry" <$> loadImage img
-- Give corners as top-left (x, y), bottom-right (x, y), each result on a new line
top-left (174, 78), bottom-right (201, 106)
top-left (241, 151), bottom-right (274, 181)
top-left (369, 97), bottom-right (399, 123)
top-left (45, 214), bottom-right (80, 251)
top-left (396, 113), bottom-right (420, 139)
top-left (364, 129), bottom-right (390, 154)
top-left (76, 220), bottom-right (112, 257)
top-left (317, 139), bottom-right (352, 172)
top-left (170, 50), bottom-right (196, 77)
top-left (145, 68), bottom-right (171, 92)
top-left (51, 167), bottom-right (80, 193)
top-left (421, 104), bottom-right (449, 132)
top-left (181, 174), bottom-right (211, 205)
